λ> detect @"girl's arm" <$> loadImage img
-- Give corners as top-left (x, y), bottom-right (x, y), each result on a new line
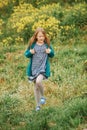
top-left (46, 46), bottom-right (54, 58)
top-left (24, 47), bottom-right (35, 58)
top-left (24, 42), bottom-right (36, 58)
top-left (24, 49), bottom-right (33, 58)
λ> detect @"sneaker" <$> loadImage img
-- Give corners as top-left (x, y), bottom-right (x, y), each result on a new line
top-left (36, 106), bottom-right (40, 111)
top-left (40, 97), bottom-right (46, 105)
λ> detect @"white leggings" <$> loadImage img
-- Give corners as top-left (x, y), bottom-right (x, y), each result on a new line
top-left (34, 74), bottom-right (44, 106)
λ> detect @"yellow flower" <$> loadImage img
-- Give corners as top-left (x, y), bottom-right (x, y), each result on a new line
top-left (32, 16), bottom-right (60, 40)
top-left (0, 1), bottom-right (8, 8)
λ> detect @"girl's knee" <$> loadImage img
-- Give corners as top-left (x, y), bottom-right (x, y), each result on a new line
top-left (36, 81), bottom-right (40, 86)
top-left (36, 79), bottom-right (41, 86)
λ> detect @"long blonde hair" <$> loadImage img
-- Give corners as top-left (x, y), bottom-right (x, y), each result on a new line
top-left (28, 27), bottom-right (50, 47)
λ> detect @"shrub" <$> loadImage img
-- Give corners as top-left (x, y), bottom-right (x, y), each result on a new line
top-left (0, 2), bottom-right (87, 46)
top-left (7, 3), bottom-right (61, 44)
top-left (59, 3), bottom-right (87, 41)
top-left (39, 3), bottom-right (62, 19)
top-left (32, 16), bottom-right (60, 40)
top-left (61, 3), bottom-right (87, 27)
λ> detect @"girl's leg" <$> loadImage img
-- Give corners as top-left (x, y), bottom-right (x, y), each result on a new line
top-left (34, 82), bottom-right (40, 107)
top-left (36, 74), bottom-right (44, 97)
top-left (34, 74), bottom-right (44, 107)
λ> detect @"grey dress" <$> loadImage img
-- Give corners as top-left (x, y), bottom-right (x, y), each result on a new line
top-left (29, 43), bottom-right (48, 81)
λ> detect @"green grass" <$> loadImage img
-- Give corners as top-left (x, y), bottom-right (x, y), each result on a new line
top-left (0, 95), bottom-right (87, 130)
top-left (51, 44), bottom-right (87, 87)
top-left (0, 43), bottom-right (87, 129)
top-left (0, 1), bottom-right (87, 129)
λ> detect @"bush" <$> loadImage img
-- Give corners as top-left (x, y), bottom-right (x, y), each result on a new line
top-left (0, 2), bottom-right (87, 46)
top-left (6, 3), bottom-right (61, 44)
top-left (58, 3), bottom-right (87, 41)
top-left (61, 3), bottom-right (87, 27)
top-left (12, 0), bottom-right (87, 7)
top-left (32, 16), bottom-right (60, 40)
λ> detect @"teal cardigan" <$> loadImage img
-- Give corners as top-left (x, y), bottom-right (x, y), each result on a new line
top-left (24, 42), bottom-right (54, 78)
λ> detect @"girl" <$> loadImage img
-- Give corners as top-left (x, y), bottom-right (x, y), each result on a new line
top-left (24, 27), bottom-right (54, 111)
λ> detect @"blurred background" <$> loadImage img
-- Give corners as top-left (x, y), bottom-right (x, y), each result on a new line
top-left (0, 0), bottom-right (87, 130)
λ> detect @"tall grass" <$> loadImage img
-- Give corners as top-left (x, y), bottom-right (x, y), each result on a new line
top-left (0, 42), bottom-right (87, 129)
top-left (0, 95), bottom-right (87, 130)
top-left (0, 1), bottom-right (87, 129)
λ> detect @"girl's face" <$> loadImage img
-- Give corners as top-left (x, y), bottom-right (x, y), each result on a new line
top-left (36, 31), bottom-right (45, 44)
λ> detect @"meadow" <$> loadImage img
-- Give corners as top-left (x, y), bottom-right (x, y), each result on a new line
top-left (0, 0), bottom-right (87, 130)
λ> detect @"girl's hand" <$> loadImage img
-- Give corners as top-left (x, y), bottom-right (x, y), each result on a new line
top-left (30, 49), bottom-right (35, 54)
top-left (46, 48), bottom-right (51, 54)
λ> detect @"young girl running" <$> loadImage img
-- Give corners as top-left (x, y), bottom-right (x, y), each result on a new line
top-left (24, 27), bottom-right (54, 111)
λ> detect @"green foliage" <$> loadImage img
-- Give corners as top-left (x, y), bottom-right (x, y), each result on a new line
top-left (0, 1), bottom-right (87, 46)
top-left (0, 96), bottom-right (86, 129)
top-left (0, 94), bottom-right (23, 127)
top-left (0, 43), bottom-right (87, 129)
top-left (13, 0), bottom-right (87, 7)
top-left (59, 3), bottom-right (87, 41)
top-left (0, 1), bottom-right (87, 129)
top-left (61, 4), bottom-right (87, 27)
top-left (50, 44), bottom-right (87, 99)
top-left (46, 97), bottom-right (86, 130)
